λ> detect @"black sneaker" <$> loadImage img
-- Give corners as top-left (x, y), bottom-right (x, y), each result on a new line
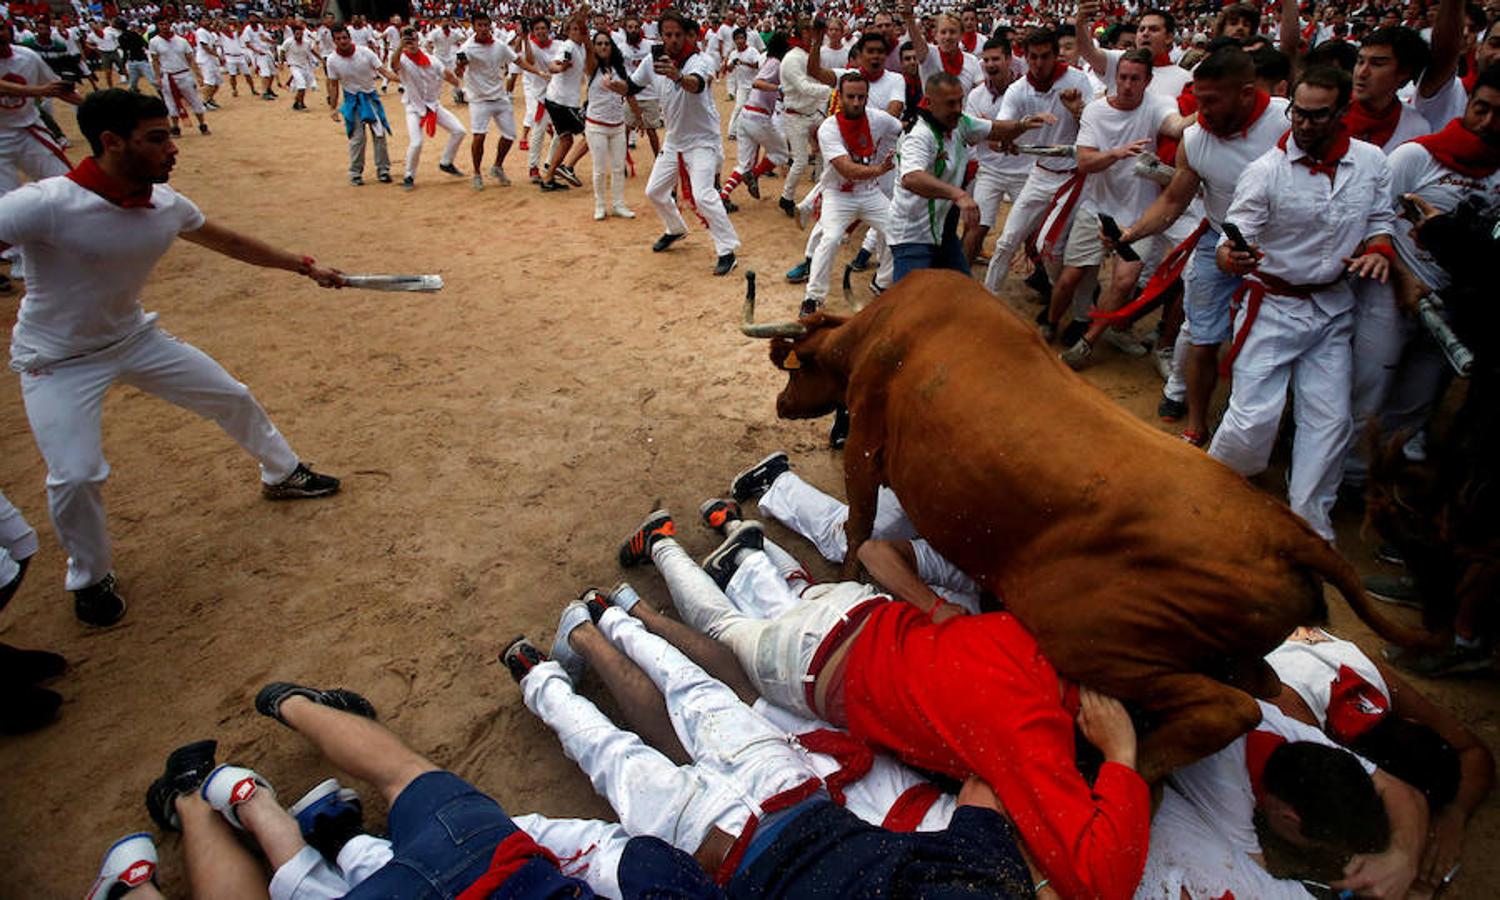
top-left (799, 297), bottom-right (822, 317)
top-left (438, 162), bottom-right (464, 177)
top-left (0, 643), bottom-right (66, 684)
top-left (539, 180), bottom-right (569, 192)
top-left (1364, 574), bottom-right (1423, 610)
top-left (1024, 266), bottom-right (1052, 300)
top-left (829, 405), bottom-right (851, 450)
top-left (848, 248), bottom-right (872, 272)
top-left (0, 556), bottom-right (30, 612)
top-left (778, 197), bottom-right (796, 217)
top-left (205, 100), bottom-right (221, 110)
top-left (744, 172), bottom-right (760, 199)
top-left (502, 636), bottom-right (546, 683)
top-left (255, 682), bottom-right (377, 725)
top-left (555, 164), bottom-right (582, 187)
top-left (699, 498), bottom-right (742, 535)
top-left (263, 464), bottom-right (340, 500)
top-left (350, 175), bottom-right (365, 186)
top-left (198, 123), bottom-right (210, 135)
top-left (731, 452), bottom-right (790, 502)
top-left (579, 588), bottom-right (610, 623)
top-left (0, 685), bottom-right (61, 735)
top-left (1059, 319), bottom-right (1089, 349)
top-left (289, 779), bottom-right (365, 860)
top-left (618, 510), bottom-right (676, 567)
top-left (74, 574), bottom-right (126, 627)
top-left (723, 197), bottom-right (740, 214)
top-left (652, 232), bottom-right (685, 252)
top-left (145, 739), bottom-right (218, 830)
top-left (1157, 395), bottom-right (1188, 422)
top-left (714, 253), bottom-right (738, 277)
top-left (869, 276), bottom-right (885, 297)
top-left (402, 176), bottom-right (416, 191)
top-left (702, 521), bottom-right (764, 588)
top-left (1376, 543), bottom-right (1406, 567)
top-left (377, 173), bottom-right (393, 184)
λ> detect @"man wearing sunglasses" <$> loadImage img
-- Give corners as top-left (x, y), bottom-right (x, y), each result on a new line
top-left (1207, 65), bottom-right (1397, 542)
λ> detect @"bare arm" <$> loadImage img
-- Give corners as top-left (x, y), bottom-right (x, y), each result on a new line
top-left (1331, 770), bottom-right (1424, 900)
top-left (1419, 0), bottom-right (1463, 97)
top-left (179, 220), bottom-right (344, 287)
top-left (1278, 0), bottom-right (1301, 59)
top-left (1120, 142), bottom-right (1200, 243)
top-left (856, 539), bottom-right (964, 621)
top-left (1076, 139), bottom-right (1151, 174)
top-left (902, 0), bottom-right (929, 63)
top-left (806, 28), bottom-right (836, 86)
top-left (986, 112), bottom-right (1054, 143)
top-left (1074, 0), bottom-right (1109, 77)
top-left (1158, 111), bottom-right (1196, 141)
top-left (828, 151), bottom-right (897, 184)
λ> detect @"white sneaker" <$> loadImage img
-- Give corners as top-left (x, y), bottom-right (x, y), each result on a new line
top-left (550, 602), bottom-right (592, 681)
top-left (1152, 346), bottom-right (1173, 381)
top-left (1102, 328), bottom-right (1148, 357)
top-left (594, 208), bottom-right (606, 221)
top-left (1061, 338), bottom-right (1094, 370)
top-left (488, 166), bottom-right (511, 186)
top-left (611, 206), bottom-right (636, 219)
top-left (472, 174), bottom-right (484, 191)
top-left (201, 764), bottom-right (276, 829)
top-left (85, 833), bottom-right (157, 900)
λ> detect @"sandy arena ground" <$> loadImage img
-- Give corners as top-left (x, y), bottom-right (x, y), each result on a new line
top-left (0, 81), bottom-right (1496, 897)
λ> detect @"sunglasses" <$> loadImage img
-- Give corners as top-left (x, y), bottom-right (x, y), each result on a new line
top-left (1287, 104), bottom-right (1339, 123)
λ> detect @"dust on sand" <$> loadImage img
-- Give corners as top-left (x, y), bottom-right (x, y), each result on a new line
top-left (0, 88), bottom-right (1494, 897)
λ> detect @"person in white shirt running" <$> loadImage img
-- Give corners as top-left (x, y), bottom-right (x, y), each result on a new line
top-left (280, 22), bottom-right (320, 112)
top-left (219, 21), bottom-right (253, 98)
top-left (531, 13), bottom-right (589, 193)
top-left (455, 15), bottom-right (525, 189)
top-left (424, 18), bottom-right (467, 104)
top-left (0, 90), bottom-right (346, 626)
top-left (191, 18), bottom-right (223, 110)
top-left (149, 17), bottom-right (210, 136)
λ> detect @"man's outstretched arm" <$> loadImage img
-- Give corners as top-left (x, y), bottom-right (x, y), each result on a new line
top-left (180, 220), bottom-right (345, 287)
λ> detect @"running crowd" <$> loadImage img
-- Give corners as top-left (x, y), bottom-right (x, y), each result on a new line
top-left (1, 0), bottom-right (1498, 896)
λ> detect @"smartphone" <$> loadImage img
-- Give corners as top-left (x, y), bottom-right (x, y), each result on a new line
top-left (1398, 194), bottom-right (1423, 224)
top-left (60, 80), bottom-right (77, 94)
top-left (455, 51), bottom-right (467, 64)
top-left (562, 50), bottom-right (572, 62)
top-left (1097, 213), bottom-right (1139, 262)
top-left (1221, 221), bottom-right (1253, 254)
top-left (650, 44), bottom-right (666, 60)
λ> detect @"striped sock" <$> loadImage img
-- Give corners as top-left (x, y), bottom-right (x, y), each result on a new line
top-left (720, 171), bottom-right (745, 199)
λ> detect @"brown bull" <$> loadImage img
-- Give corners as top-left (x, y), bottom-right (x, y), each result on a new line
top-left (743, 268), bottom-right (1432, 781)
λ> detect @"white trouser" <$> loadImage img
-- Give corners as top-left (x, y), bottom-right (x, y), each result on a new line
top-left (161, 69), bottom-right (206, 116)
top-left (1208, 295), bottom-right (1354, 541)
top-left (223, 55), bottom-right (250, 76)
top-left (255, 53), bottom-right (274, 78)
top-left (512, 815), bottom-right (631, 899)
top-left (758, 471), bottom-right (916, 563)
top-left (734, 110), bottom-right (788, 172)
top-left (652, 537), bottom-right (879, 717)
top-left (469, 97), bottom-right (516, 140)
top-left (0, 489), bottom-right (38, 587)
top-left (196, 57), bottom-right (222, 86)
top-left (403, 105), bottom-right (467, 178)
top-left (645, 145), bottom-right (740, 256)
top-left (806, 189), bottom-right (890, 303)
top-left (287, 64), bottom-right (316, 91)
top-left (973, 167), bottom-right (1031, 230)
top-left (269, 834), bottom-right (393, 900)
top-left (779, 109), bottom-right (824, 201)
top-left (1163, 323), bottom-right (1191, 403)
top-left (585, 120), bottom-right (627, 213)
top-left (18, 327), bottom-right (300, 590)
top-left (526, 94), bottom-right (553, 169)
top-left (724, 548), bottom-right (811, 620)
top-left (728, 80), bottom-right (751, 134)
top-left (983, 165), bottom-right (1077, 293)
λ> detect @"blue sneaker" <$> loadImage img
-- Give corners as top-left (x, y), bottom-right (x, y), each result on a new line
top-left (550, 602), bottom-right (592, 681)
top-left (289, 778), bottom-right (366, 860)
top-left (785, 258), bottom-right (811, 284)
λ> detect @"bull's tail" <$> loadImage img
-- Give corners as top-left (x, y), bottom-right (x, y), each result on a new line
top-left (842, 264), bottom-right (858, 311)
top-left (1300, 539), bottom-right (1445, 650)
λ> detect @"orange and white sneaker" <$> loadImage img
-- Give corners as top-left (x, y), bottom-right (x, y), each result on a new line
top-left (201, 764), bottom-right (276, 830)
top-left (85, 833), bottom-right (157, 900)
top-left (698, 498), bottom-right (742, 536)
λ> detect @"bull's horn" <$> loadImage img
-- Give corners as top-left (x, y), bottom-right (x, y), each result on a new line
top-left (739, 270), bottom-right (808, 339)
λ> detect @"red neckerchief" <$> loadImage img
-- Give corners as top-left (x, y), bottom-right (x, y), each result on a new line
top-left (335, 43), bottom-right (355, 57)
top-left (982, 77), bottom-right (1005, 102)
top-left (836, 110), bottom-right (875, 159)
top-left (960, 31), bottom-right (978, 52)
top-left (859, 66), bottom-right (882, 84)
top-left (1199, 88), bottom-right (1271, 138)
top-left (1325, 664), bottom-right (1390, 744)
top-left (669, 44), bottom-right (695, 67)
top-left (474, 33), bottom-right (493, 45)
top-left (788, 36), bottom-right (806, 50)
top-left (1152, 51), bottom-right (1172, 66)
top-left (66, 157), bottom-right (154, 208)
top-left (530, 35), bottom-right (552, 50)
top-left (1342, 98), bottom-right (1401, 148)
top-left (1025, 59), bottom-right (1068, 92)
top-left (1413, 118), bottom-right (1500, 177)
top-left (404, 48), bottom-right (431, 66)
top-left (939, 47), bottom-right (964, 76)
top-left (1277, 125), bottom-right (1351, 181)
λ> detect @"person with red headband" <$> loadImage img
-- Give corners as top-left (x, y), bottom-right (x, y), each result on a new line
top-left (904, 4), bottom-right (981, 93)
top-left (630, 10), bottom-right (740, 277)
top-left (326, 24), bottom-right (397, 186)
top-left (148, 17), bottom-right (210, 136)
top-left (1208, 65), bottom-right (1396, 542)
top-left (391, 27), bottom-right (467, 192)
top-left (0, 89), bottom-right (345, 626)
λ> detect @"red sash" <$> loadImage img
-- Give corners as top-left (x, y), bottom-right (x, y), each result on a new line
top-left (1412, 118), bottom-right (1500, 178)
top-left (1092, 219), bottom-right (1209, 324)
top-left (454, 831), bottom-right (561, 900)
top-left (882, 783), bottom-right (944, 832)
top-left (712, 777), bottom-right (824, 884)
top-left (1220, 271), bottom-right (1342, 376)
top-left (797, 729), bottom-right (874, 805)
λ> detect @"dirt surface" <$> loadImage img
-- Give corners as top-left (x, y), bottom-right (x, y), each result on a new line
top-left (1, 86), bottom-right (1495, 898)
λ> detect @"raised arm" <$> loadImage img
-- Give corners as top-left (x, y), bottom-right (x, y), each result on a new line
top-left (806, 25), bottom-right (836, 86)
top-left (1119, 142), bottom-right (1201, 243)
top-left (901, 0), bottom-right (930, 63)
top-left (1418, 0), bottom-right (1463, 97)
top-left (1278, 0), bottom-right (1301, 60)
top-left (1074, 0), bottom-right (1109, 77)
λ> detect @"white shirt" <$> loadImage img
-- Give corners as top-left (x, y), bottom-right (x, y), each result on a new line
top-left (1098, 48), bottom-right (1193, 100)
top-left (280, 35), bottom-right (318, 69)
top-left (349, 25), bottom-right (376, 50)
top-left (325, 46), bottom-right (382, 95)
top-left (998, 65), bottom-right (1095, 171)
top-left (1077, 93), bottom-right (1176, 222)
top-left (193, 27), bottom-right (219, 62)
top-left (241, 25), bottom-right (267, 55)
top-left (1220, 136), bottom-right (1394, 316)
top-left (458, 37), bottom-right (516, 103)
top-left (92, 26), bottom-right (119, 51)
top-left (966, 80), bottom-right (1032, 176)
top-left (1386, 140), bottom-right (1500, 292)
top-left (586, 67), bottom-right (629, 125)
top-left (780, 46), bottom-right (830, 115)
top-left (918, 48), bottom-right (983, 95)
top-left (820, 42), bottom-right (852, 72)
top-left (0, 177), bottom-right (205, 371)
top-left (817, 108), bottom-right (903, 193)
top-left (744, 56), bottom-right (780, 113)
top-left (380, 25), bottom-right (400, 57)
top-left (0, 45), bottom-right (55, 129)
top-left (426, 26), bottom-right (463, 61)
top-left (1408, 74), bottom-right (1468, 134)
top-left (726, 46), bottom-right (761, 89)
top-left (1137, 786), bottom-right (1317, 900)
top-left (613, 33), bottom-right (656, 101)
top-left (629, 51), bottom-right (721, 151)
top-left (148, 34), bottom-right (193, 73)
top-left (1180, 95), bottom-right (1290, 228)
top-left (1169, 701), bottom-right (1376, 858)
top-left (314, 26), bottom-right (333, 56)
top-left (543, 39), bottom-right (587, 106)
top-left (396, 54), bottom-right (445, 112)
top-left (888, 113), bottom-right (995, 246)
top-left (834, 67), bottom-right (905, 116)
top-left (520, 38), bottom-right (554, 100)
top-left (1267, 629), bottom-right (1390, 733)
top-left (221, 31), bottom-right (246, 57)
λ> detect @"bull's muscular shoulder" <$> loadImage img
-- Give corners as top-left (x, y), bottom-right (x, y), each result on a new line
top-left (849, 270), bottom-right (1038, 367)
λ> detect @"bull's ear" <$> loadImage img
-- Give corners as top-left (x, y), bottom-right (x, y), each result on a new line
top-left (781, 350), bottom-right (802, 370)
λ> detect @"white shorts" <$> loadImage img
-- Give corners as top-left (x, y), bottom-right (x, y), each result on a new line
top-left (160, 69), bottom-right (206, 116)
top-left (255, 54), bottom-right (274, 77)
top-left (223, 55), bottom-right (251, 76)
top-left (288, 65), bottom-right (316, 91)
top-left (469, 97), bottom-right (515, 139)
top-left (0, 124), bottom-right (72, 193)
top-left (973, 167), bottom-right (1030, 229)
top-left (196, 57), bottom-right (221, 86)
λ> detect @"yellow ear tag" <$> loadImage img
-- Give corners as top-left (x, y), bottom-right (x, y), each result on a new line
top-left (782, 351), bottom-right (802, 370)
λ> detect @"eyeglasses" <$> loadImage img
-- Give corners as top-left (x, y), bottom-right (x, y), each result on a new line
top-left (1287, 105), bottom-right (1339, 123)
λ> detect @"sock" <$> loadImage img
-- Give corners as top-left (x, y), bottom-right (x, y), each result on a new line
top-left (750, 157), bottom-right (776, 178)
top-left (720, 170), bottom-right (744, 199)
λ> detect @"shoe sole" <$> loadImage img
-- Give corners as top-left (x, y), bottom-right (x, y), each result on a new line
top-left (715, 259), bottom-right (738, 276)
top-left (263, 484), bottom-right (340, 500)
top-left (731, 452), bottom-right (789, 502)
top-left (288, 778), bottom-right (342, 817)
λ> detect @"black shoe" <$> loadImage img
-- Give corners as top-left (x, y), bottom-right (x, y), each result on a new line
top-left (652, 232), bottom-right (685, 252)
top-left (699, 498), bottom-right (742, 535)
top-left (145, 739), bottom-right (218, 830)
top-left (350, 175), bottom-right (365, 186)
top-left (377, 173), bottom-right (393, 184)
top-left (170, 126), bottom-right (181, 136)
top-left (714, 253), bottom-right (738, 277)
top-left (799, 297), bottom-right (822, 317)
top-left (1024, 266), bottom-right (1052, 300)
top-left (849, 248), bottom-right (872, 272)
top-left (1059, 319), bottom-right (1089, 349)
top-left (401, 176), bottom-right (416, 191)
top-left (263, 463), bottom-right (340, 500)
top-left (74, 574), bottom-right (126, 627)
top-left (198, 123), bottom-right (210, 135)
top-left (1157, 395), bottom-right (1188, 421)
top-left (0, 684), bottom-right (61, 735)
top-left (579, 588), bottom-right (611, 623)
top-left (501, 636), bottom-right (546, 683)
top-left (1364, 575), bottom-right (1423, 610)
top-left (702, 522), bottom-right (764, 589)
top-left (829, 406), bottom-right (851, 450)
top-left (438, 162), bottom-right (464, 177)
top-left (731, 452), bottom-right (790, 502)
top-left (778, 197), bottom-right (796, 217)
top-left (255, 682), bottom-right (377, 725)
top-left (619, 510), bottom-right (675, 567)
top-left (869, 276), bottom-right (885, 296)
top-left (0, 556), bottom-right (29, 612)
top-left (538, 179), bottom-right (569, 192)
top-left (1376, 542), bottom-right (1406, 567)
top-left (205, 100), bottom-right (221, 110)
top-left (744, 172), bottom-right (760, 199)
top-left (723, 197), bottom-right (740, 214)
top-left (0, 643), bottom-right (66, 684)
top-left (555, 164), bottom-right (582, 187)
